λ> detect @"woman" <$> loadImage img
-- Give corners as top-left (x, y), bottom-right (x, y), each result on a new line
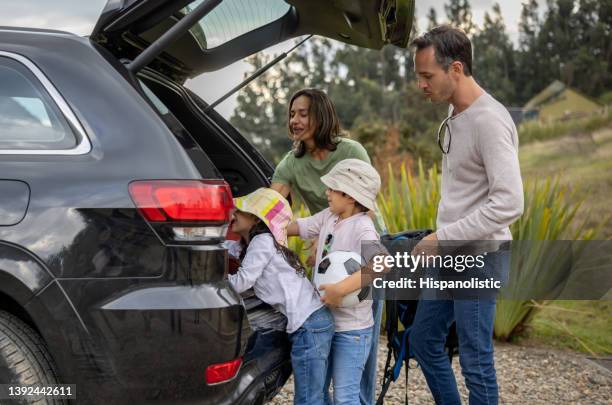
top-left (271, 88), bottom-right (372, 215)
top-left (271, 88), bottom-right (384, 405)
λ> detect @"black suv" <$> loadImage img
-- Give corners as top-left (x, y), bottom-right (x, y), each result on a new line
top-left (0, 1), bottom-right (413, 403)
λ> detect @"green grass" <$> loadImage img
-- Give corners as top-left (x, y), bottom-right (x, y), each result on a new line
top-left (519, 126), bottom-right (612, 238)
top-left (518, 301), bottom-right (612, 355)
top-left (519, 110), bottom-right (612, 144)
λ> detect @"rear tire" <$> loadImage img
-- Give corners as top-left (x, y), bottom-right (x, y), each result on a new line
top-left (0, 310), bottom-right (67, 404)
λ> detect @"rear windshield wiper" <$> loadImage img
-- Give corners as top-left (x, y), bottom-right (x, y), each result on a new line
top-left (203, 35), bottom-right (312, 113)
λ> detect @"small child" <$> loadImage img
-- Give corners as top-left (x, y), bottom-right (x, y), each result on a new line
top-left (225, 187), bottom-right (334, 405)
top-left (287, 159), bottom-right (386, 404)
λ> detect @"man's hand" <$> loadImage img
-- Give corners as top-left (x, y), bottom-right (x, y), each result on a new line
top-left (319, 283), bottom-right (344, 307)
top-left (411, 232), bottom-right (439, 257)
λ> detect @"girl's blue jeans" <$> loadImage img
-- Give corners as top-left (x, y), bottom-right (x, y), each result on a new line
top-left (289, 306), bottom-right (335, 405)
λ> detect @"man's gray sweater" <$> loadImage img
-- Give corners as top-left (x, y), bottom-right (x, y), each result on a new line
top-left (436, 92), bottom-right (524, 241)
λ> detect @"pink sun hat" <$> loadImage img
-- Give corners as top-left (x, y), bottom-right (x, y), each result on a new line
top-left (233, 188), bottom-right (293, 246)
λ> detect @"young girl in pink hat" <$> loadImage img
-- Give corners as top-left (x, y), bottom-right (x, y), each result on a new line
top-left (225, 187), bottom-right (334, 405)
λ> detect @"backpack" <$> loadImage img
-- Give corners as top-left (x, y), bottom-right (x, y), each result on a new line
top-left (376, 230), bottom-right (459, 405)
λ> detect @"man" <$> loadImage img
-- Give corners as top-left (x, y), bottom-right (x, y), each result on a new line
top-left (410, 25), bottom-right (524, 404)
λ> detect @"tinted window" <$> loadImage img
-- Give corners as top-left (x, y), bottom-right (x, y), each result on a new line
top-left (0, 56), bottom-right (77, 150)
top-left (184, 0), bottom-right (291, 49)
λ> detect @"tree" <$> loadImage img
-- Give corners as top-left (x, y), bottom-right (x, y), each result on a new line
top-left (427, 7), bottom-right (439, 30)
top-left (516, 0), bottom-right (541, 103)
top-left (571, 0), bottom-right (612, 96)
top-left (518, 0), bottom-right (539, 51)
top-left (445, 0), bottom-right (476, 34)
top-left (472, 3), bottom-right (516, 104)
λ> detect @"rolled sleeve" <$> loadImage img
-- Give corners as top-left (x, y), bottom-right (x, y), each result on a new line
top-left (296, 208), bottom-right (330, 240)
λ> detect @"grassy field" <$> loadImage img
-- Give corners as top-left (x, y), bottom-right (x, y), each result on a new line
top-left (518, 125), bottom-right (612, 354)
top-left (518, 301), bottom-right (612, 355)
top-left (519, 125), bottom-right (612, 238)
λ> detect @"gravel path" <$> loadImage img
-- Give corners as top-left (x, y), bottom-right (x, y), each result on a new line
top-left (269, 340), bottom-right (612, 404)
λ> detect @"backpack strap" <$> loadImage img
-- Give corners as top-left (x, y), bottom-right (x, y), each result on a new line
top-left (376, 298), bottom-right (398, 405)
top-left (404, 358), bottom-right (409, 405)
top-left (376, 344), bottom-right (395, 404)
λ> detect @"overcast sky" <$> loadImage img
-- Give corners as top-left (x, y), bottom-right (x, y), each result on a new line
top-left (0, 0), bottom-right (545, 118)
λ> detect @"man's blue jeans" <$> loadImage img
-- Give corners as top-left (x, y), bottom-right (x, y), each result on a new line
top-left (324, 326), bottom-right (373, 405)
top-left (289, 307), bottom-right (335, 405)
top-left (410, 299), bottom-right (498, 405)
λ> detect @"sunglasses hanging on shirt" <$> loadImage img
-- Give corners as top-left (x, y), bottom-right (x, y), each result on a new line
top-left (437, 115), bottom-right (454, 155)
top-left (321, 233), bottom-right (334, 259)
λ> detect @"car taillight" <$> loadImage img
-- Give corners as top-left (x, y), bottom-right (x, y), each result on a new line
top-left (129, 180), bottom-right (234, 243)
top-left (205, 357), bottom-right (242, 385)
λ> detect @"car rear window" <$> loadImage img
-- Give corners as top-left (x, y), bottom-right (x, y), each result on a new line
top-left (0, 56), bottom-right (77, 150)
top-left (183, 0), bottom-right (291, 49)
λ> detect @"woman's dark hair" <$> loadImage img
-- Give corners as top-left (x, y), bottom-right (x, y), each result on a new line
top-left (239, 219), bottom-right (306, 277)
top-left (288, 88), bottom-right (341, 158)
top-left (410, 25), bottom-right (473, 76)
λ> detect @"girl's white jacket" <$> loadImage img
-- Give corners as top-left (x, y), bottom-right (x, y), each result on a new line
top-left (225, 233), bottom-right (323, 333)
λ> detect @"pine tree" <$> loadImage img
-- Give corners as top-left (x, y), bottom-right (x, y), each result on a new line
top-left (570, 0), bottom-right (612, 96)
top-left (516, 0), bottom-right (542, 104)
top-left (445, 0), bottom-right (476, 34)
top-left (472, 3), bottom-right (516, 104)
top-left (518, 0), bottom-right (539, 51)
top-left (427, 7), bottom-right (438, 31)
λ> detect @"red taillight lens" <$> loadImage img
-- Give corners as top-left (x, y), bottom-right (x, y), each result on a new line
top-left (205, 357), bottom-right (242, 385)
top-left (128, 180), bottom-right (234, 222)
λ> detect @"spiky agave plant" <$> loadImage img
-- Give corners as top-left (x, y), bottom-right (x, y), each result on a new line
top-left (494, 178), bottom-right (603, 340)
top-left (377, 160), bottom-right (440, 233)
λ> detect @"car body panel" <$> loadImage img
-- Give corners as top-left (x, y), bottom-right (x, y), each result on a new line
top-left (0, 180), bottom-right (30, 225)
top-left (0, 242), bottom-right (53, 304)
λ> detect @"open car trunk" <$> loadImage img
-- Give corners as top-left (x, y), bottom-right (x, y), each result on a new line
top-left (92, 0), bottom-right (415, 83)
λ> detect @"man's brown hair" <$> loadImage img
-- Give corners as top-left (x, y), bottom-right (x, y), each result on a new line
top-left (411, 25), bottom-right (473, 76)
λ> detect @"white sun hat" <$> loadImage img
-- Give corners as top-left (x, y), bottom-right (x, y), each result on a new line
top-left (320, 159), bottom-right (381, 211)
